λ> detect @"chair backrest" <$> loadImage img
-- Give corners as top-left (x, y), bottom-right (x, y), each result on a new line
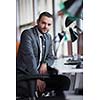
top-left (16, 41), bottom-right (20, 56)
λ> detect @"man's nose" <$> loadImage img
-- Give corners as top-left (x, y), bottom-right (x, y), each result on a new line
top-left (45, 24), bottom-right (48, 28)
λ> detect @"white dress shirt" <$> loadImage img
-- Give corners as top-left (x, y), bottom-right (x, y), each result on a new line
top-left (37, 29), bottom-right (43, 70)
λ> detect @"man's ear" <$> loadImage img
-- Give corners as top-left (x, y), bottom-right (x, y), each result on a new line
top-left (37, 19), bottom-right (39, 24)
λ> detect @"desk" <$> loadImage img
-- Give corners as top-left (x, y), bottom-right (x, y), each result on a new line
top-left (51, 58), bottom-right (83, 93)
top-left (51, 58), bottom-right (83, 74)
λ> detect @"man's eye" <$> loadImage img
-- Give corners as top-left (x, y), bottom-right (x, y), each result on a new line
top-left (42, 22), bottom-right (45, 24)
top-left (48, 24), bottom-right (51, 26)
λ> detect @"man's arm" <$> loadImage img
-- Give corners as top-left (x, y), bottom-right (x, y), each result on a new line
top-left (45, 34), bottom-right (55, 67)
top-left (18, 30), bottom-right (38, 74)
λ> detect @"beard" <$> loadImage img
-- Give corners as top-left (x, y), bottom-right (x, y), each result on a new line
top-left (38, 27), bottom-right (48, 34)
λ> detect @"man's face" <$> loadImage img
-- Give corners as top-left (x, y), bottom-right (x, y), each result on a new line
top-left (38, 16), bottom-right (53, 34)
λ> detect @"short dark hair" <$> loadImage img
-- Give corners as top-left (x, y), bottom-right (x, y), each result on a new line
top-left (38, 12), bottom-right (53, 21)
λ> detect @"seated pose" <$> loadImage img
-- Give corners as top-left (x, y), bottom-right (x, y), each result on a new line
top-left (16, 12), bottom-right (70, 99)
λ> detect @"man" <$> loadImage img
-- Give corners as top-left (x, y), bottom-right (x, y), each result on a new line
top-left (16, 12), bottom-right (70, 99)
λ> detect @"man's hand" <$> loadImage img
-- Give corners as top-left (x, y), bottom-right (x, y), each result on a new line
top-left (37, 64), bottom-right (47, 93)
top-left (36, 79), bottom-right (46, 93)
top-left (39, 63), bottom-right (48, 74)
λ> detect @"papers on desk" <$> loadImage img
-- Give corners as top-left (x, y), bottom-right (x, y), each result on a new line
top-left (51, 58), bottom-right (83, 74)
top-left (64, 60), bottom-right (80, 65)
top-left (51, 58), bottom-right (76, 68)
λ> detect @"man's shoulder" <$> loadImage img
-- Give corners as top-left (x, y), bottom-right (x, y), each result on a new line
top-left (22, 26), bottom-right (37, 35)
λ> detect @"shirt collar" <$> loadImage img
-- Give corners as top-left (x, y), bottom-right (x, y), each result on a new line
top-left (37, 28), bottom-right (43, 37)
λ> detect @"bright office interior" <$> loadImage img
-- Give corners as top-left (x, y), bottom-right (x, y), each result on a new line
top-left (16, 0), bottom-right (83, 58)
top-left (16, 0), bottom-right (83, 100)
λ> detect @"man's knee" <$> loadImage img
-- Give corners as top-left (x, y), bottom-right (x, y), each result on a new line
top-left (59, 75), bottom-right (70, 90)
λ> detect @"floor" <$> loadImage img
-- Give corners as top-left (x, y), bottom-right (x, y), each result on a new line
top-left (66, 95), bottom-right (83, 100)
top-left (16, 91), bottom-right (83, 100)
top-left (37, 91), bottom-right (83, 100)
top-left (64, 91), bottom-right (83, 100)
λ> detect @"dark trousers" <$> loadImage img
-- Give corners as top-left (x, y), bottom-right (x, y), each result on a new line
top-left (45, 75), bottom-right (70, 95)
top-left (39, 67), bottom-right (70, 96)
